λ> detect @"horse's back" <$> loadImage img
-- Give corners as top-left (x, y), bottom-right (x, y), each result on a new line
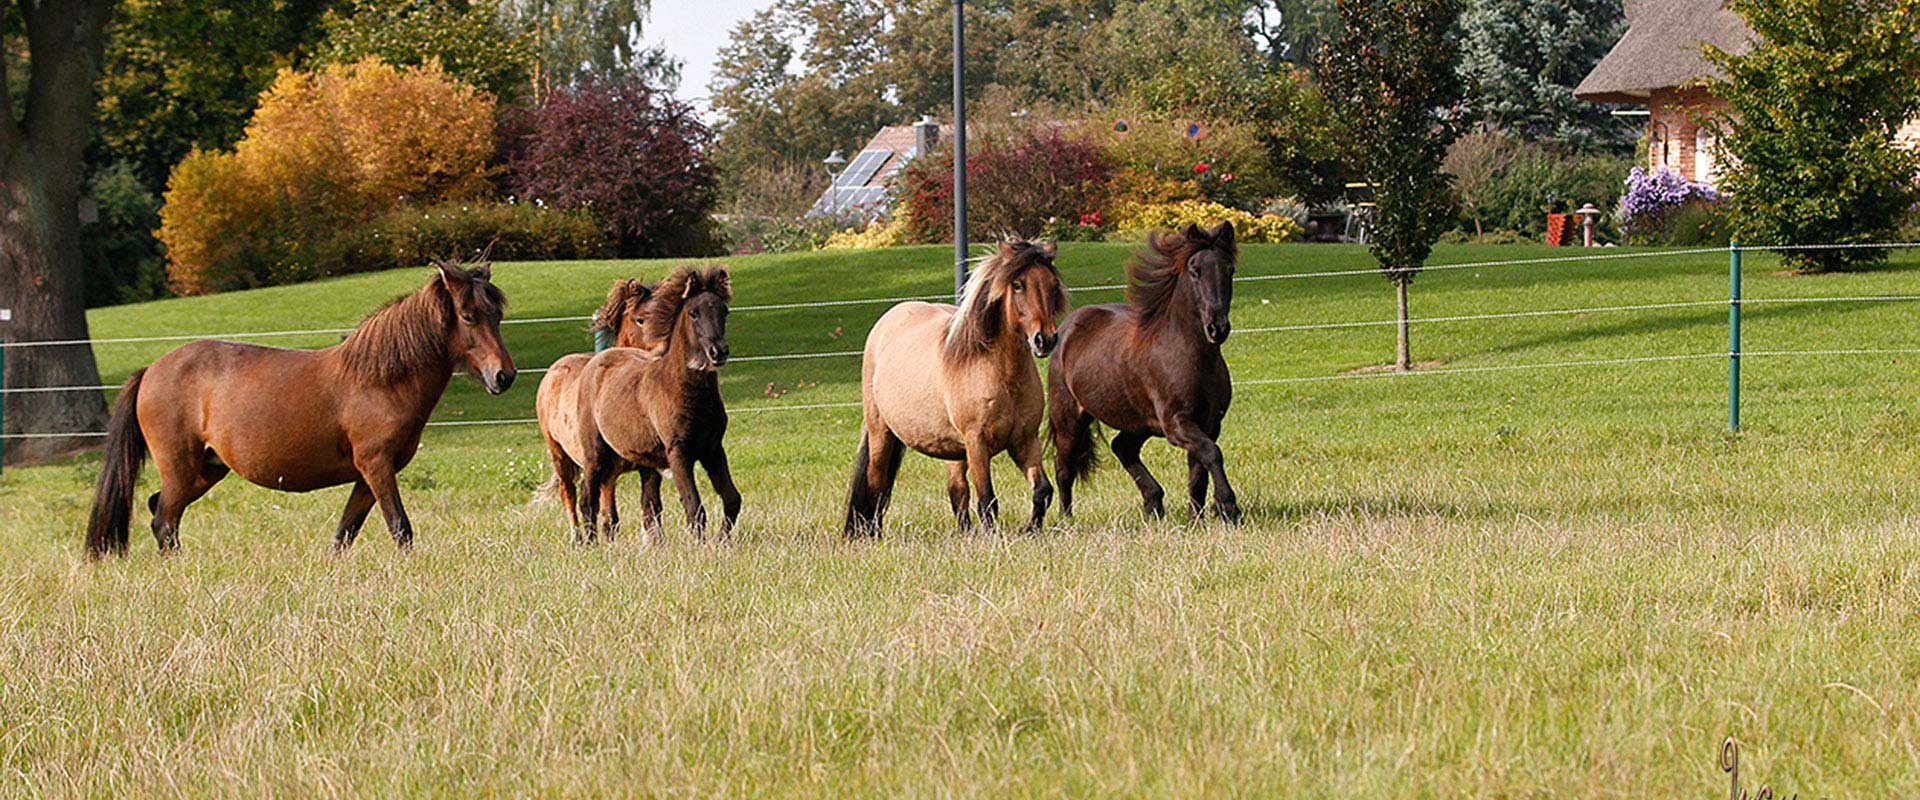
top-left (139, 340), bottom-right (356, 490)
top-left (578, 347), bottom-right (670, 468)
top-left (537, 352), bottom-right (596, 465)
top-left (862, 302), bottom-right (970, 458)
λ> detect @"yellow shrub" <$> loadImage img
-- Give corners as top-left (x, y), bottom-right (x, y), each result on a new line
top-left (1112, 199), bottom-right (1302, 244)
top-left (158, 58), bottom-right (496, 294)
top-left (822, 216), bottom-right (912, 250)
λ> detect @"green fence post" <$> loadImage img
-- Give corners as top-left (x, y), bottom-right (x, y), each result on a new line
top-left (1728, 240), bottom-right (1741, 433)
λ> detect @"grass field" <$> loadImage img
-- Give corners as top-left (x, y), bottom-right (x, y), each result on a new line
top-left (3, 243), bottom-right (1919, 796)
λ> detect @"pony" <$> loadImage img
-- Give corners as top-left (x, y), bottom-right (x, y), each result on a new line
top-left (1048, 222), bottom-right (1241, 523)
top-left (85, 258), bottom-right (515, 557)
top-left (568, 265), bottom-right (740, 542)
top-left (845, 240), bottom-right (1068, 537)
top-left (536, 278), bottom-right (666, 534)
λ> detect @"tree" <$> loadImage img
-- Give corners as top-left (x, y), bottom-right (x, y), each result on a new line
top-left (157, 58), bottom-right (497, 293)
top-left (1443, 129), bottom-right (1518, 235)
top-left (508, 77), bottom-right (719, 257)
top-left (1457, 0), bottom-right (1628, 153)
top-left (495, 0), bottom-right (675, 92)
top-left (1, 0), bottom-right (118, 462)
top-left (1706, 0), bottom-right (1920, 272)
top-left (1318, 0), bottom-right (1465, 371)
top-left (707, 0), bottom-right (898, 179)
top-left (316, 0), bottom-right (536, 102)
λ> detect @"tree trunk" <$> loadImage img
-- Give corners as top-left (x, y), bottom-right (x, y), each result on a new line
top-left (1394, 278), bottom-right (1411, 371)
top-left (1, 0), bottom-right (119, 464)
top-left (1, 140), bottom-right (109, 463)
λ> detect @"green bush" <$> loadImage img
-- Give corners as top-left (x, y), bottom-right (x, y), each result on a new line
top-left (718, 215), bottom-right (844, 255)
top-left (341, 202), bottom-right (613, 272)
top-left (1621, 200), bottom-right (1732, 248)
top-left (1481, 146), bottom-right (1633, 237)
top-left (81, 162), bottom-right (169, 307)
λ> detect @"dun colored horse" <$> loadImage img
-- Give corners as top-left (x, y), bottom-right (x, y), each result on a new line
top-left (536, 278), bottom-right (666, 534)
top-left (1049, 223), bottom-right (1241, 523)
top-left (845, 240), bottom-right (1068, 536)
top-left (85, 259), bottom-right (516, 557)
top-left (566, 265), bottom-right (741, 542)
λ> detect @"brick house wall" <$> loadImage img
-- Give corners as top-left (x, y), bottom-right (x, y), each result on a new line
top-left (1646, 87), bottom-right (1728, 187)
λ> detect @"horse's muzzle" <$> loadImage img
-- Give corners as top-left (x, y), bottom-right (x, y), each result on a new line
top-left (1204, 321), bottom-right (1231, 345)
top-left (706, 343), bottom-right (731, 368)
top-left (1030, 332), bottom-right (1059, 358)
top-left (485, 368), bottom-right (516, 395)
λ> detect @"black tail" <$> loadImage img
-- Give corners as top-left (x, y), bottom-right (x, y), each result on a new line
top-left (844, 431), bottom-right (901, 537)
top-left (1048, 378), bottom-right (1100, 486)
top-left (86, 369), bottom-right (149, 559)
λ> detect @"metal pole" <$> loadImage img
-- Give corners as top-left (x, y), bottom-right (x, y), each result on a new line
top-left (1728, 240), bottom-right (1741, 433)
top-left (951, 0), bottom-right (968, 298)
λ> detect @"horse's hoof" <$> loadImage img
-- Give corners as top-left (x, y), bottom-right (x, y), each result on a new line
top-left (1216, 503), bottom-right (1243, 525)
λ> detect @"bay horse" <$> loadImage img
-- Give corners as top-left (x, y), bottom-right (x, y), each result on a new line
top-left (569, 265), bottom-right (741, 542)
top-left (845, 240), bottom-right (1068, 537)
top-left (1049, 222), bottom-right (1241, 523)
top-left (84, 258), bottom-right (515, 558)
top-left (536, 278), bottom-right (667, 537)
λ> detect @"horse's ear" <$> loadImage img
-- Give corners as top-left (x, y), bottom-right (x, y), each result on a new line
top-left (1036, 240), bottom-right (1058, 260)
top-left (435, 260), bottom-right (468, 290)
top-left (1210, 221), bottom-right (1234, 247)
top-left (710, 267), bottom-right (732, 302)
top-left (1182, 223), bottom-right (1207, 242)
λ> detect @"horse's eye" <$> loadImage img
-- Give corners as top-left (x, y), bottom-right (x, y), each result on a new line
top-left (691, 309), bottom-right (701, 319)
top-left (1013, 281), bottom-right (1025, 292)
top-left (460, 314), bottom-right (477, 324)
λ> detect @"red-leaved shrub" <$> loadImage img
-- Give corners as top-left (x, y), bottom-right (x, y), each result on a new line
top-left (897, 127), bottom-right (1113, 242)
top-left (506, 78), bottom-right (721, 257)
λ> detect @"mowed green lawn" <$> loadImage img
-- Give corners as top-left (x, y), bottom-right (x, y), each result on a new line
top-left (3, 243), bottom-right (1919, 796)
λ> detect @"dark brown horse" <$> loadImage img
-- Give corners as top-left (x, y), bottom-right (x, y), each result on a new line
top-left (568, 265), bottom-right (740, 542)
top-left (536, 278), bottom-right (666, 535)
top-left (85, 259), bottom-right (515, 558)
top-left (1048, 223), bottom-right (1241, 523)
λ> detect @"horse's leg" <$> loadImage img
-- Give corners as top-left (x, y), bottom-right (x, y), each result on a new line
top-left (575, 457), bottom-right (613, 544)
top-left (1185, 453), bottom-right (1211, 520)
top-left (545, 437), bottom-right (582, 533)
top-left (334, 480), bottom-right (376, 551)
top-left (1051, 411), bottom-right (1093, 518)
top-left (944, 461), bottom-right (972, 531)
top-left (846, 426), bottom-right (904, 537)
top-left (1166, 417), bottom-right (1240, 524)
top-left (1111, 431), bottom-right (1165, 519)
top-left (1012, 434), bottom-right (1052, 534)
top-left (964, 438), bottom-right (998, 533)
top-left (149, 448), bottom-right (225, 553)
top-left (598, 469), bottom-right (621, 543)
top-left (700, 448), bottom-right (743, 540)
top-left (356, 456), bottom-right (415, 549)
top-left (667, 446), bottom-right (708, 540)
top-left (640, 469), bottom-right (665, 543)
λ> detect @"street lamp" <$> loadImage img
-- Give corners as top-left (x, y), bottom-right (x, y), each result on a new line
top-left (952, 0), bottom-right (969, 298)
top-left (823, 149), bottom-right (847, 183)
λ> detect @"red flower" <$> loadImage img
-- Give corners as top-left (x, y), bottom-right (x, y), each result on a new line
top-left (1193, 162), bottom-right (1209, 173)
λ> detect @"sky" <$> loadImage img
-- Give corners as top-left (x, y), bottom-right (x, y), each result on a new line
top-left (645, 0), bottom-right (773, 114)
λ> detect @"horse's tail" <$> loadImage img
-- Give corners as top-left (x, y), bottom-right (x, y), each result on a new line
top-left (1047, 373), bottom-right (1100, 485)
top-left (86, 368), bottom-right (149, 559)
top-left (844, 429), bottom-right (899, 537)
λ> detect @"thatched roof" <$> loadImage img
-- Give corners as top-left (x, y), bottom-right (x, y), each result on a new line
top-left (1574, 0), bottom-right (1754, 103)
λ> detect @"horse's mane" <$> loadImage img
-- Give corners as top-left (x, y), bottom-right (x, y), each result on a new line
top-left (1127, 225), bottom-right (1237, 330)
top-left (943, 240), bottom-right (1062, 361)
top-left (338, 264), bottom-right (504, 385)
top-left (645, 264), bottom-right (732, 342)
top-left (590, 279), bottom-right (650, 335)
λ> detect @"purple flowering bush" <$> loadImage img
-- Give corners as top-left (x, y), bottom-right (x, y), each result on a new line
top-left (1618, 167), bottom-right (1727, 245)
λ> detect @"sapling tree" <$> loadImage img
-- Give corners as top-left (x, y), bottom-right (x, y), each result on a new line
top-left (1317, 0), bottom-right (1467, 370)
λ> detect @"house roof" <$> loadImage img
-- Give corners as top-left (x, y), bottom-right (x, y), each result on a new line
top-left (809, 122), bottom-right (950, 219)
top-left (1574, 0), bottom-right (1755, 103)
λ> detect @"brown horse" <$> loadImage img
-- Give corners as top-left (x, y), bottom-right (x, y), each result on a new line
top-left (845, 240), bottom-right (1068, 537)
top-left (1049, 223), bottom-right (1241, 523)
top-left (568, 265), bottom-right (740, 542)
top-left (84, 259), bottom-right (516, 558)
top-left (536, 278), bottom-right (667, 535)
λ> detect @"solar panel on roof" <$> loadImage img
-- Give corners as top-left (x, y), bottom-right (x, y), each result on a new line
top-left (834, 149), bottom-right (892, 187)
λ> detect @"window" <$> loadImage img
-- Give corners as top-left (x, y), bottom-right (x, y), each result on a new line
top-left (1695, 127), bottom-right (1718, 185)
